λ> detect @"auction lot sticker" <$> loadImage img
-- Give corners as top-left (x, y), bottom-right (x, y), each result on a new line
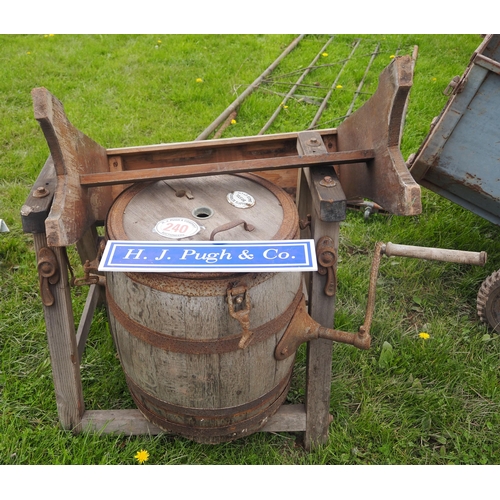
top-left (98, 240), bottom-right (317, 273)
top-left (154, 217), bottom-right (201, 239)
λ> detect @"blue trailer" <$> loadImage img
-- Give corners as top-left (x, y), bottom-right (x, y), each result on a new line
top-left (409, 34), bottom-right (500, 332)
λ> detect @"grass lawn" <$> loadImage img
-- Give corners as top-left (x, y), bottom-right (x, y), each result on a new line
top-left (1, 34), bottom-right (499, 468)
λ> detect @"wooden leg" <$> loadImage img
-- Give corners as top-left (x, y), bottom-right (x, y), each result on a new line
top-left (33, 233), bottom-right (85, 431)
top-left (296, 134), bottom-right (345, 449)
top-left (304, 218), bottom-right (339, 450)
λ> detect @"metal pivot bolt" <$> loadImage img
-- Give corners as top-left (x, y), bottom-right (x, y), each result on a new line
top-left (319, 176), bottom-right (337, 187)
top-left (33, 186), bottom-right (50, 198)
top-left (37, 247), bottom-right (60, 306)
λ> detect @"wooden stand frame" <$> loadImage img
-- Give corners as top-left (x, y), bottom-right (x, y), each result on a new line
top-left (21, 56), bottom-right (419, 450)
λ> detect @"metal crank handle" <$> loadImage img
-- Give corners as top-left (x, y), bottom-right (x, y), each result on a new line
top-left (275, 296), bottom-right (371, 360)
top-left (381, 242), bottom-right (487, 266)
top-left (275, 241), bottom-right (384, 360)
top-left (275, 241), bottom-right (487, 360)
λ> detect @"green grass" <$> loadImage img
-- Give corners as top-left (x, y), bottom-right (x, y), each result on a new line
top-left (1, 34), bottom-right (499, 466)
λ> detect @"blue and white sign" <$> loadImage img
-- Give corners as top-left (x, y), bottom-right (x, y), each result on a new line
top-left (98, 240), bottom-right (317, 273)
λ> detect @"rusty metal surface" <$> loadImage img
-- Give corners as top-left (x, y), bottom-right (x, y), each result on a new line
top-left (106, 286), bottom-right (302, 354)
top-left (409, 35), bottom-right (500, 226)
top-left (126, 269), bottom-right (276, 297)
top-left (37, 246), bottom-right (60, 307)
top-left (126, 368), bottom-right (293, 443)
top-left (275, 295), bottom-right (372, 360)
top-left (210, 220), bottom-right (255, 241)
top-left (316, 236), bottom-right (337, 297)
top-left (226, 286), bottom-right (253, 349)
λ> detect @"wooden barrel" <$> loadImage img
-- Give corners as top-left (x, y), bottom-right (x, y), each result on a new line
top-left (105, 173), bottom-right (301, 443)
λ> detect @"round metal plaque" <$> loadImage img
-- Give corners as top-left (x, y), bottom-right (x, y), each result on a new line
top-left (154, 217), bottom-right (201, 239)
top-left (227, 191), bottom-right (255, 209)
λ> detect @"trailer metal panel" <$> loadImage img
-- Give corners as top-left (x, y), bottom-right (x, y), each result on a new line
top-left (410, 34), bottom-right (500, 226)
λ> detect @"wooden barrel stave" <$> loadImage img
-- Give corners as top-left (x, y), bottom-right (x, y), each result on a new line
top-left (105, 173), bottom-right (301, 442)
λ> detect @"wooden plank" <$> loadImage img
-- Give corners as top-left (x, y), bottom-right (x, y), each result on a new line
top-left (106, 129), bottom-right (338, 156)
top-left (261, 404), bottom-right (307, 432)
top-left (76, 284), bottom-right (101, 363)
top-left (305, 218), bottom-right (338, 450)
top-left (80, 404), bottom-right (307, 435)
top-left (31, 87), bottom-right (113, 246)
top-left (81, 409), bottom-right (163, 435)
top-left (80, 149), bottom-right (375, 187)
top-left (336, 55), bottom-right (421, 216)
top-left (33, 232), bottom-right (85, 431)
top-left (294, 131), bottom-right (344, 450)
top-left (20, 156), bottom-right (56, 234)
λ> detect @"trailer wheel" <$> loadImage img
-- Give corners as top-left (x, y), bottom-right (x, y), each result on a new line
top-left (477, 269), bottom-right (500, 332)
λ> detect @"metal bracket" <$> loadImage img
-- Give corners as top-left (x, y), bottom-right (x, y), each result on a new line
top-left (316, 236), bottom-right (337, 297)
top-left (275, 295), bottom-right (371, 360)
top-left (444, 75), bottom-right (467, 95)
top-left (227, 286), bottom-right (253, 349)
top-left (71, 238), bottom-right (106, 287)
top-left (37, 247), bottom-right (60, 306)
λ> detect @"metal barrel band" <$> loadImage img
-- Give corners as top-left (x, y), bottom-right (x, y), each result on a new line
top-left (125, 270), bottom-right (277, 297)
top-left (128, 373), bottom-right (293, 442)
top-left (125, 365), bottom-right (293, 420)
top-left (106, 286), bottom-right (303, 354)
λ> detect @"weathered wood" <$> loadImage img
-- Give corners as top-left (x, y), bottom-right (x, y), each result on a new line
top-left (80, 404), bottom-right (307, 435)
top-left (336, 55), bottom-right (421, 215)
top-left (105, 173), bottom-right (301, 443)
top-left (296, 131), bottom-right (346, 222)
top-left (31, 87), bottom-right (113, 246)
top-left (75, 225), bottom-right (99, 264)
top-left (261, 403), bottom-right (307, 432)
top-left (80, 149), bottom-right (375, 187)
top-left (76, 284), bottom-right (101, 363)
top-left (20, 156), bottom-right (56, 234)
top-left (33, 232), bottom-right (85, 431)
top-left (81, 409), bottom-right (163, 435)
top-left (305, 217), bottom-right (338, 450)
top-left (107, 128), bottom-right (338, 156)
top-left (108, 155), bottom-right (130, 200)
top-left (295, 136), bottom-right (343, 450)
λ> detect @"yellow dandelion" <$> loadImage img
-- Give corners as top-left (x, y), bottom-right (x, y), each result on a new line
top-left (49, 34), bottom-right (55, 37)
top-left (196, 78), bottom-right (203, 83)
top-left (157, 40), bottom-right (162, 44)
top-left (27, 51), bottom-right (31, 55)
top-left (419, 332), bottom-right (430, 340)
top-left (389, 54), bottom-right (395, 59)
top-left (322, 52), bottom-right (328, 57)
top-left (231, 119), bottom-right (237, 125)
top-left (134, 449), bottom-right (149, 464)
top-left (432, 77), bottom-right (437, 82)
top-left (336, 84), bottom-right (343, 89)
top-left (44, 34), bottom-right (49, 38)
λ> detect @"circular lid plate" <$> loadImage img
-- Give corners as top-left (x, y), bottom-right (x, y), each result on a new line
top-left (107, 174), bottom-right (297, 243)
